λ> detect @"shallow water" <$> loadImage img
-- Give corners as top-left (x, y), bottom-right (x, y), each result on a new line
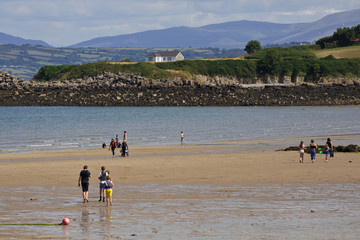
top-left (1, 184), bottom-right (360, 239)
top-left (1, 106), bottom-right (360, 153)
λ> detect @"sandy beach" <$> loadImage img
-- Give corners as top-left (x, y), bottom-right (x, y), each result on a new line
top-left (0, 137), bottom-right (360, 239)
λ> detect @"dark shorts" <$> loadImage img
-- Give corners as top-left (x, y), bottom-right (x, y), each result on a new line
top-left (81, 182), bottom-right (89, 192)
top-left (330, 150), bottom-right (334, 157)
top-left (100, 182), bottom-right (106, 189)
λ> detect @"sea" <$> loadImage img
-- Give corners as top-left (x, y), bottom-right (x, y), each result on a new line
top-left (1, 106), bottom-right (360, 153)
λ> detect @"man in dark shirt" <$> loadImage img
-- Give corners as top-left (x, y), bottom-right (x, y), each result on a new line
top-left (78, 165), bottom-right (91, 203)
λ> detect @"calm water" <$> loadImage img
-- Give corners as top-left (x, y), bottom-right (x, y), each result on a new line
top-left (1, 106), bottom-right (360, 153)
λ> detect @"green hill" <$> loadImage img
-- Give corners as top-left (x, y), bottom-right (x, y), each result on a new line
top-left (33, 45), bottom-right (360, 83)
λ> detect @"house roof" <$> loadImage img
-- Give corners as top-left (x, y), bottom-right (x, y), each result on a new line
top-left (146, 51), bottom-right (180, 58)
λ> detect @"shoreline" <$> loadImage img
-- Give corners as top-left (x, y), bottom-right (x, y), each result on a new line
top-left (1, 133), bottom-right (359, 155)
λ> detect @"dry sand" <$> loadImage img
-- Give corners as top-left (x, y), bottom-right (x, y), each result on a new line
top-left (0, 140), bottom-right (359, 187)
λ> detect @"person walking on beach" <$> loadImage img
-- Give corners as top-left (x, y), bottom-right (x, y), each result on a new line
top-left (121, 141), bottom-right (129, 157)
top-left (78, 165), bottom-right (91, 203)
top-left (115, 135), bottom-right (120, 148)
top-left (98, 166), bottom-right (108, 202)
top-left (309, 139), bottom-right (317, 163)
top-left (324, 143), bottom-right (330, 162)
top-left (299, 141), bottom-right (305, 163)
top-left (105, 175), bottom-right (114, 206)
top-left (123, 131), bottom-right (127, 143)
top-left (180, 131), bottom-right (185, 145)
top-left (109, 139), bottom-right (116, 157)
top-left (326, 138), bottom-right (334, 160)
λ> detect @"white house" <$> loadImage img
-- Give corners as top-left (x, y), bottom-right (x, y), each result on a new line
top-left (145, 51), bottom-right (184, 62)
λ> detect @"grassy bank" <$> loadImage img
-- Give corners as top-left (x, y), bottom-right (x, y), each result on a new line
top-left (32, 45), bottom-right (360, 82)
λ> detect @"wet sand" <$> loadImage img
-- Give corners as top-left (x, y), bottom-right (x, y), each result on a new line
top-left (0, 137), bottom-right (360, 239)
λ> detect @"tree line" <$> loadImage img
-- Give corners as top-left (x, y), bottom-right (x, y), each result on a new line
top-left (316, 24), bottom-right (360, 49)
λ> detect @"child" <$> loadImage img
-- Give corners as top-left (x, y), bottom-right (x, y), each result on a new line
top-left (325, 143), bottom-right (330, 162)
top-left (105, 176), bottom-right (114, 206)
top-left (299, 141), bottom-right (305, 163)
top-left (106, 170), bottom-right (111, 180)
top-left (115, 135), bottom-right (120, 147)
top-left (326, 138), bottom-right (334, 160)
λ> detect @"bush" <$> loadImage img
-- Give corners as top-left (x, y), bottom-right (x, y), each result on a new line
top-left (33, 65), bottom-right (77, 81)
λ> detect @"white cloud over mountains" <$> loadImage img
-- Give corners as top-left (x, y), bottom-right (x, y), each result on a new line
top-left (1, 0), bottom-right (360, 47)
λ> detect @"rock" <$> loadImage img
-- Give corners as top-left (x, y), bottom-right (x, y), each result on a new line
top-left (1, 71), bottom-right (360, 106)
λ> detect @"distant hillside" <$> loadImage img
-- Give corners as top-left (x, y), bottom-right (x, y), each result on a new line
top-left (70, 9), bottom-right (360, 49)
top-left (0, 32), bottom-right (52, 48)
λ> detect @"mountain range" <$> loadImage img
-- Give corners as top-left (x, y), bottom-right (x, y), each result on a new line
top-left (0, 32), bottom-right (52, 48)
top-left (0, 8), bottom-right (360, 49)
top-left (70, 8), bottom-right (360, 49)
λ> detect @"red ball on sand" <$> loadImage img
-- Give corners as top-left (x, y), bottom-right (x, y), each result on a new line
top-left (62, 218), bottom-right (70, 225)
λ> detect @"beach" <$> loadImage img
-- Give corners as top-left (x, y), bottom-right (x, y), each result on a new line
top-left (0, 137), bottom-right (360, 239)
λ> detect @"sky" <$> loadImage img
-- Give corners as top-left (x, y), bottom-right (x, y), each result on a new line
top-left (1, 0), bottom-right (360, 47)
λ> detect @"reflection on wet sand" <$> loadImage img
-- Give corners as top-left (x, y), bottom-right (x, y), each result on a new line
top-left (1, 184), bottom-right (360, 239)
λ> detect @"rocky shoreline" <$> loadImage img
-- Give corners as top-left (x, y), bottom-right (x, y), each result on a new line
top-left (1, 72), bottom-right (360, 106)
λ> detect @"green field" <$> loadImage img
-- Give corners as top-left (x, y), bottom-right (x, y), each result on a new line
top-left (314, 45), bottom-right (360, 59)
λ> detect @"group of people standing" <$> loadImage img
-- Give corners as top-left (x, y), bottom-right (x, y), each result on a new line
top-left (299, 138), bottom-right (334, 163)
top-left (109, 131), bottom-right (129, 158)
top-left (78, 165), bottom-right (114, 206)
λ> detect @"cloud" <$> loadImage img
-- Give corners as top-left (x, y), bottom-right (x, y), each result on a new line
top-left (323, 9), bottom-right (342, 14)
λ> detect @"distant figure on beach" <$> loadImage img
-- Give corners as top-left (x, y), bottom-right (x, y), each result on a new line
top-left (326, 138), bottom-right (334, 160)
top-left (102, 142), bottom-right (107, 148)
top-left (105, 175), bottom-right (114, 206)
top-left (109, 139), bottom-right (116, 157)
top-left (180, 131), bottom-right (185, 145)
top-left (123, 131), bottom-right (127, 143)
top-left (115, 135), bottom-right (120, 148)
top-left (299, 141), bottom-right (305, 163)
top-left (310, 139), bottom-right (317, 163)
top-left (324, 143), bottom-right (330, 162)
top-left (98, 166), bottom-right (108, 202)
top-left (121, 141), bottom-right (129, 157)
top-left (78, 165), bottom-right (91, 203)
